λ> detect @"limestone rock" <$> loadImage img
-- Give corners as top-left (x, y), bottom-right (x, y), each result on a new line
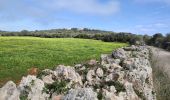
top-left (102, 88), bottom-right (125, 100)
top-left (52, 94), bottom-right (64, 100)
top-left (55, 65), bottom-right (83, 88)
top-left (42, 74), bottom-right (54, 84)
top-left (18, 75), bottom-right (49, 100)
top-left (86, 70), bottom-right (95, 85)
top-left (112, 48), bottom-right (127, 60)
top-left (63, 88), bottom-right (98, 100)
top-left (88, 59), bottom-right (97, 66)
top-left (0, 81), bottom-right (20, 100)
top-left (96, 68), bottom-right (103, 77)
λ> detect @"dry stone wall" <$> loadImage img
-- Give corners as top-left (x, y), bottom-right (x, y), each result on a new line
top-left (0, 45), bottom-right (156, 100)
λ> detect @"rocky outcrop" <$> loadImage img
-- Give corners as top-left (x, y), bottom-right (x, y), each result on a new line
top-left (0, 45), bottom-right (156, 100)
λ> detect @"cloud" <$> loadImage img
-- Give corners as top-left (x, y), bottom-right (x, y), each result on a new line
top-left (40, 0), bottom-right (120, 15)
top-left (134, 23), bottom-right (169, 33)
top-left (0, 0), bottom-right (120, 27)
top-left (134, 0), bottom-right (170, 4)
top-left (0, 0), bottom-right (120, 17)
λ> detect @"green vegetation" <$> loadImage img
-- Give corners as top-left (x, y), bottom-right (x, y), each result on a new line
top-left (1, 28), bottom-right (170, 50)
top-left (0, 37), bottom-right (127, 86)
top-left (106, 81), bottom-right (126, 93)
top-left (43, 80), bottom-right (69, 97)
top-left (0, 28), bottom-right (142, 45)
top-left (146, 33), bottom-right (170, 51)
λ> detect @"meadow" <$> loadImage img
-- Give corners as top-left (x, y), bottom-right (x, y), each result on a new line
top-left (0, 37), bottom-right (127, 86)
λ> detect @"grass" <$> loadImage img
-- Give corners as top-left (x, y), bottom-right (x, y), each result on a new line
top-left (0, 36), bottom-right (127, 86)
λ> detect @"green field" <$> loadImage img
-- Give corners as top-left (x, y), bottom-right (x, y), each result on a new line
top-left (0, 37), bottom-right (127, 85)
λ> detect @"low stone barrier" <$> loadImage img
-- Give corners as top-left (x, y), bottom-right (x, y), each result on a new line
top-left (0, 45), bottom-right (156, 100)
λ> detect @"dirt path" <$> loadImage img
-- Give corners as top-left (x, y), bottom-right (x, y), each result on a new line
top-left (151, 47), bottom-right (170, 100)
top-left (151, 47), bottom-right (170, 77)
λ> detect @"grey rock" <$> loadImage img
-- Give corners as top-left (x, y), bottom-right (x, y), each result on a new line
top-left (112, 48), bottom-right (127, 60)
top-left (110, 86), bottom-right (116, 93)
top-left (86, 70), bottom-right (95, 85)
top-left (55, 65), bottom-right (83, 88)
top-left (0, 81), bottom-right (20, 100)
top-left (88, 59), bottom-right (97, 66)
top-left (18, 75), bottom-right (49, 100)
top-left (63, 88), bottom-right (98, 100)
top-left (42, 74), bottom-right (54, 84)
top-left (96, 68), bottom-right (103, 77)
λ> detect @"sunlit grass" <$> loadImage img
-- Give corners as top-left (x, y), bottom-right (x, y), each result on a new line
top-left (0, 36), bottom-right (128, 86)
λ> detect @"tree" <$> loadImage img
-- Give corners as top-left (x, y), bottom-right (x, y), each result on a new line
top-left (20, 30), bottom-right (29, 36)
top-left (71, 28), bottom-right (78, 32)
top-left (149, 33), bottom-right (164, 47)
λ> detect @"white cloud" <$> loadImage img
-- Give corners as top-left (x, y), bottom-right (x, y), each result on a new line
top-left (136, 23), bottom-right (168, 28)
top-left (154, 23), bottom-right (168, 28)
top-left (134, 23), bottom-right (169, 33)
top-left (0, 0), bottom-right (120, 23)
top-left (40, 0), bottom-right (120, 15)
top-left (134, 0), bottom-right (170, 4)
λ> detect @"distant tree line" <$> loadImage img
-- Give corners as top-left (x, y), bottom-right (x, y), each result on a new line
top-left (0, 28), bottom-right (170, 51)
top-left (145, 33), bottom-right (170, 51)
top-left (0, 28), bottom-right (142, 44)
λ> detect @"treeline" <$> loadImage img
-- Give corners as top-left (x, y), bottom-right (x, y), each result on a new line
top-left (0, 28), bottom-right (143, 45)
top-left (0, 28), bottom-right (170, 50)
top-left (146, 33), bottom-right (170, 51)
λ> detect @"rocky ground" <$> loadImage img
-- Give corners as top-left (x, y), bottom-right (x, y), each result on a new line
top-left (0, 45), bottom-right (156, 100)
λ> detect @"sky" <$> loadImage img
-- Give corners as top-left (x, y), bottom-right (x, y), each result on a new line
top-left (0, 0), bottom-right (170, 35)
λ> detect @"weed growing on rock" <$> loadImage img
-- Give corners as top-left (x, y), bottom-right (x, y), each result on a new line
top-left (97, 91), bottom-right (103, 100)
top-left (43, 80), bottom-right (69, 97)
top-left (20, 85), bottom-right (31, 100)
top-left (37, 71), bottom-right (49, 79)
top-left (106, 81), bottom-right (126, 93)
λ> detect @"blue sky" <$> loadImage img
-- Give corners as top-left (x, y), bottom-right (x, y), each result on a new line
top-left (0, 0), bottom-right (170, 35)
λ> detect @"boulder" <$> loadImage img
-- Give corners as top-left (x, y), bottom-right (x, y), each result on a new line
top-left (18, 75), bottom-right (49, 100)
top-left (112, 48), bottom-right (127, 60)
top-left (55, 65), bottom-right (83, 88)
top-left (0, 81), bottom-right (20, 100)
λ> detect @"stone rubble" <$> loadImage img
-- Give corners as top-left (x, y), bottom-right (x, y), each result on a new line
top-left (0, 45), bottom-right (156, 100)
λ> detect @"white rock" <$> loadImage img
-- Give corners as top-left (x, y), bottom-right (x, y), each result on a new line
top-left (124, 81), bottom-right (139, 100)
top-left (86, 70), bottom-right (95, 84)
top-left (0, 81), bottom-right (20, 100)
top-left (112, 48), bottom-right (127, 60)
top-left (19, 75), bottom-right (49, 100)
top-left (96, 68), bottom-right (103, 77)
top-left (55, 65), bottom-right (83, 88)
top-left (110, 86), bottom-right (116, 93)
top-left (63, 88), bottom-right (98, 100)
top-left (102, 89), bottom-right (124, 100)
top-left (88, 59), bottom-right (97, 65)
top-left (42, 74), bottom-right (54, 84)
